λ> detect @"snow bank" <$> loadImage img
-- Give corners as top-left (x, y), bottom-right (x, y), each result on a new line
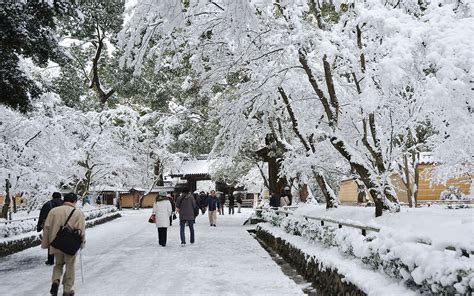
top-left (259, 204), bottom-right (474, 294)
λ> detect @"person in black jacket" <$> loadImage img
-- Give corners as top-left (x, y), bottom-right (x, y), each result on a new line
top-left (197, 191), bottom-right (208, 215)
top-left (228, 192), bottom-right (235, 215)
top-left (36, 192), bottom-right (63, 265)
top-left (269, 192), bottom-right (280, 208)
top-left (168, 193), bottom-right (176, 226)
top-left (218, 193), bottom-right (225, 215)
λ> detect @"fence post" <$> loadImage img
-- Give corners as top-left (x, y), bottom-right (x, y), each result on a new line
top-left (362, 229), bottom-right (366, 236)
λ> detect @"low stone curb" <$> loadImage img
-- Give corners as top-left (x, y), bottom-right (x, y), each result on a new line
top-left (256, 226), bottom-right (365, 296)
top-left (0, 212), bottom-right (121, 257)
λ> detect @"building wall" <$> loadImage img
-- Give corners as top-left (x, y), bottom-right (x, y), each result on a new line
top-left (337, 165), bottom-right (472, 203)
top-left (120, 193), bottom-right (157, 208)
top-left (417, 164), bottom-right (472, 200)
top-left (338, 177), bottom-right (410, 204)
top-left (0, 194), bottom-right (23, 206)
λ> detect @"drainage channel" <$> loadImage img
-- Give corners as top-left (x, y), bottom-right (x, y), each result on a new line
top-left (247, 229), bottom-right (318, 296)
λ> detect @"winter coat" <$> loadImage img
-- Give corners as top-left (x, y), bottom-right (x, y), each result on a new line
top-left (207, 196), bottom-right (219, 211)
top-left (236, 194), bottom-right (243, 204)
top-left (41, 202), bottom-right (86, 255)
top-left (152, 199), bottom-right (172, 228)
top-left (198, 193), bottom-right (208, 209)
top-left (228, 194), bottom-right (235, 206)
top-left (280, 195), bottom-right (290, 207)
top-left (37, 198), bottom-right (63, 232)
top-left (176, 193), bottom-right (197, 221)
top-left (269, 194), bottom-right (280, 207)
top-left (218, 194), bottom-right (226, 206)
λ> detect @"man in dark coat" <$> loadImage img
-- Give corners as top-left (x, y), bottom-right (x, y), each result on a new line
top-left (198, 191), bottom-right (208, 215)
top-left (218, 193), bottom-right (225, 215)
top-left (176, 188), bottom-right (198, 246)
top-left (37, 192), bottom-right (63, 265)
top-left (269, 192), bottom-right (280, 208)
top-left (228, 192), bottom-right (235, 215)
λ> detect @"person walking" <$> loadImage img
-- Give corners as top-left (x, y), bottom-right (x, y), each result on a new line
top-left (280, 190), bottom-right (290, 207)
top-left (41, 192), bottom-right (85, 296)
top-left (218, 193), bottom-right (225, 215)
top-left (153, 192), bottom-right (173, 247)
top-left (176, 188), bottom-right (197, 246)
top-left (269, 192), bottom-right (280, 208)
top-left (197, 191), bottom-right (208, 215)
top-left (228, 192), bottom-right (235, 215)
top-left (236, 193), bottom-right (243, 213)
top-left (37, 192), bottom-right (64, 265)
top-left (168, 193), bottom-right (176, 226)
top-left (207, 190), bottom-right (219, 227)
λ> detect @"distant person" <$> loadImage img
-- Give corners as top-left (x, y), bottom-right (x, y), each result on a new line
top-left (269, 192), bottom-right (280, 208)
top-left (280, 190), bottom-right (290, 207)
top-left (218, 193), bottom-right (226, 215)
top-left (41, 192), bottom-right (85, 296)
top-left (207, 190), bottom-right (219, 227)
top-left (36, 192), bottom-right (64, 265)
top-left (197, 191), bottom-right (208, 215)
top-left (228, 192), bottom-right (235, 215)
top-left (284, 186), bottom-right (293, 205)
top-left (236, 193), bottom-right (243, 213)
top-left (153, 192), bottom-right (173, 247)
top-left (168, 193), bottom-right (176, 226)
top-left (176, 188), bottom-right (198, 246)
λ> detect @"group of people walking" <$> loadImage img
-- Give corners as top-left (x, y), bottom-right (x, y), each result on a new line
top-left (35, 188), bottom-right (249, 295)
top-left (150, 189), bottom-right (245, 247)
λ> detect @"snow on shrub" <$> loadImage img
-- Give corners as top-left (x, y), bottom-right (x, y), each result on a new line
top-left (440, 186), bottom-right (467, 201)
top-left (0, 206), bottom-right (117, 238)
top-left (260, 211), bottom-right (474, 294)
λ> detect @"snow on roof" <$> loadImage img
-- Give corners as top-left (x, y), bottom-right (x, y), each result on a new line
top-left (170, 158), bottom-right (214, 177)
top-left (419, 152), bottom-right (435, 164)
top-left (89, 186), bottom-right (129, 192)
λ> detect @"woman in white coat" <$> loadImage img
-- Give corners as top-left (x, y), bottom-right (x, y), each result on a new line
top-left (152, 192), bottom-right (173, 247)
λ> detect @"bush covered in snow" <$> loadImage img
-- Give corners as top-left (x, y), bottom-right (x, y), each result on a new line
top-left (260, 210), bottom-right (474, 294)
top-left (440, 186), bottom-right (467, 201)
top-left (0, 206), bottom-right (117, 238)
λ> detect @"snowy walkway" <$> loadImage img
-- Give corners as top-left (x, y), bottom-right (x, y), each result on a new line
top-left (0, 208), bottom-right (304, 296)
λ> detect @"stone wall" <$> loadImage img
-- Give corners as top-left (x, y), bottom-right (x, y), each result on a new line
top-left (256, 226), bottom-right (365, 296)
top-left (0, 212), bottom-right (121, 257)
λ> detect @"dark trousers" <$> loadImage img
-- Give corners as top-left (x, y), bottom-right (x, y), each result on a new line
top-left (47, 246), bottom-right (54, 263)
top-left (179, 220), bottom-right (195, 244)
top-left (228, 205), bottom-right (234, 215)
top-left (219, 205), bottom-right (224, 215)
top-left (157, 227), bottom-right (168, 246)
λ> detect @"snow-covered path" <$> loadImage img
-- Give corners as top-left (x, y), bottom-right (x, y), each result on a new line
top-left (0, 208), bottom-right (304, 296)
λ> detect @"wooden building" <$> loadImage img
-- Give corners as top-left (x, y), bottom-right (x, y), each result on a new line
top-left (337, 153), bottom-right (472, 204)
top-left (120, 186), bottom-right (175, 208)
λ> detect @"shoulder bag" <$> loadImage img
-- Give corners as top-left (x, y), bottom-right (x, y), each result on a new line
top-left (51, 209), bottom-right (82, 256)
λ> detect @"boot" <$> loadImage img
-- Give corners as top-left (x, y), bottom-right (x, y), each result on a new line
top-left (63, 291), bottom-right (75, 296)
top-left (50, 281), bottom-right (59, 296)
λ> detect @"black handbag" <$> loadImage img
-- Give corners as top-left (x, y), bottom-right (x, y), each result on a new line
top-left (51, 209), bottom-right (82, 256)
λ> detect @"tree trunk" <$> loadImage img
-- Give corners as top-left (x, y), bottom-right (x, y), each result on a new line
top-left (355, 179), bottom-right (366, 203)
top-left (314, 172), bottom-right (337, 208)
top-left (403, 154), bottom-right (413, 208)
top-left (2, 178), bottom-right (11, 219)
top-left (299, 184), bottom-right (309, 203)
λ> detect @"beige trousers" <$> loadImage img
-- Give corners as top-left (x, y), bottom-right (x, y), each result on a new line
top-left (52, 252), bottom-right (77, 293)
top-left (208, 210), bottom-right (217, 225)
